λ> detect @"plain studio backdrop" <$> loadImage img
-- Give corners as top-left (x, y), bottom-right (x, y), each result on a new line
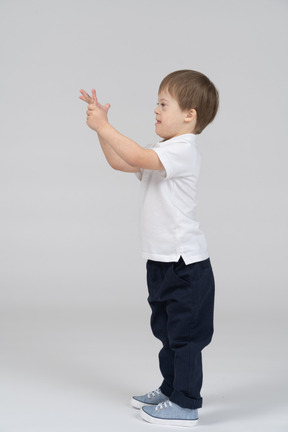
top-left (0, 0), bottom-right (287, 431)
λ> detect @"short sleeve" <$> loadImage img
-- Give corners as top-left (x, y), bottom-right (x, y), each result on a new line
top-left (152, 141), bottom-right (198, 179)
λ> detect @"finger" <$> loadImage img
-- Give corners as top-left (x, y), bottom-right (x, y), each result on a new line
top-left (91, 89), bottom-right (99, 107)
top-left (103, 103), bottom-right (111, 112)
top-left (79, 94), bottom-right (88, 102)
top-left (79, 89), bottom-right (92, 103)
top-left (92, 89), bottom-right (97, 104)
top-left (80, 89), bottom-right (91, 98)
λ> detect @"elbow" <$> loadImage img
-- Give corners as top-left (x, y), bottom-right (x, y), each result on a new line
top-left (109, 160), bottom-right (122, 171)
top-left (127, 159), bottom-right (139, 169)
top-left (111, 165), bottom-right (123, 172)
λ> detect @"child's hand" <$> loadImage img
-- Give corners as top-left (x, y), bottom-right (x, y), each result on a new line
top-left (80, 89), bottom-right (111, 133)
top-left (79, 89), bottom-right (94, 105)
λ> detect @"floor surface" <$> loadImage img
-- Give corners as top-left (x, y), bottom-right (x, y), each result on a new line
top-left (0, 307), bottom-right (287, 432)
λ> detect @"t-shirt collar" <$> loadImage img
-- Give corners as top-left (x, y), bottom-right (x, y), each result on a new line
top-left (157, 133), bottom-right (196, 147)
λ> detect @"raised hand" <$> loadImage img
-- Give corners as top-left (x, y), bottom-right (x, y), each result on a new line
top-left (79, 89), bottom-right (111, 113)
top-left (82, 89), bottom-right (111, 132)
top-left (79, 89), bottom-right (93, 104)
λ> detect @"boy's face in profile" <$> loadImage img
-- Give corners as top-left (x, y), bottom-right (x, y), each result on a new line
top-left (154, 89), bottom-right (195, 140)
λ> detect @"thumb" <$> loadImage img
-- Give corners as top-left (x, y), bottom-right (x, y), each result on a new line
top-left (104, 103), bottom-right (111, 112)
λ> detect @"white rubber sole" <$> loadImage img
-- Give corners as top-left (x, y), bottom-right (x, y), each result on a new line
top-left (130, 397), bottom-right (157, 409)
top-left (140, 408), bottom-right (199, 427)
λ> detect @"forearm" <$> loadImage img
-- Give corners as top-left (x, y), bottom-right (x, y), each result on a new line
top-left (86, 97), bottom-right (163, 171)
top-left (97, 133), bottom-right (139, 172)
top-left (98, 124), bottom-right (149, 168)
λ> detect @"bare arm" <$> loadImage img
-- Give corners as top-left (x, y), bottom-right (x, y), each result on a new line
top-left (97, 134), bottom-right (140, 173)
top-left (79, 90), bottom-right (139, 172)
top-left (96, 124), bottom-right (163, 170)
top-left (85, 90), bottom-right (164, 171)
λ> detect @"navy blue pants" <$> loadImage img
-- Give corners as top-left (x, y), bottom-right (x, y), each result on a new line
top-left (146, 257), bottom-right (215, 410)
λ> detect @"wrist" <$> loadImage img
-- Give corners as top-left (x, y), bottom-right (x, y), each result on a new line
top-left (97, 122), bottom-right (114, 139)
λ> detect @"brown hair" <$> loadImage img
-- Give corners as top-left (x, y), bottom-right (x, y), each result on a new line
top-left (159, 70), bottom-right (219, 134)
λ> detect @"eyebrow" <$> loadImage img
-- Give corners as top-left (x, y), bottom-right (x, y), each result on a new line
top-left (158, 98), bottom-right (169, 102)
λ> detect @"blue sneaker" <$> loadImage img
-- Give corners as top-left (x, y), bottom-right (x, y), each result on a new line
top-left (131, 388), bottom-right (168, 409)
top-left (140, 400), bottom-right (199, 427)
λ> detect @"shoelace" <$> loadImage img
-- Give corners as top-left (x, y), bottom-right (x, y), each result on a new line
top-left (147, 389), bottom-right (161, 399)
top-left (155, 401), bottom-right (173, 411)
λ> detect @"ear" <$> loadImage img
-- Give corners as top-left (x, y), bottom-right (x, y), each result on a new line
top-left (184, 109), bottom-right (197, 123)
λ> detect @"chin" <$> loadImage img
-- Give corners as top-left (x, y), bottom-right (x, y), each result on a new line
top-left (162, 135), bottom-right (174, 141)
top-left (156, 131), bottom-right (171, 140)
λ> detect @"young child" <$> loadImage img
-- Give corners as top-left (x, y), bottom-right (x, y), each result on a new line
top-left (79, 69), bottom-right (219, 427)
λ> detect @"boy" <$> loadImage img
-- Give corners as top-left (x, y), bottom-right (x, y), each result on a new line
top-left (79, 69), bottom-right (219, 427)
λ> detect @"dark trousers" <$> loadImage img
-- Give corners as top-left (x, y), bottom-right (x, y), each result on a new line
top-left (147, 257), bottom-right (215, 410)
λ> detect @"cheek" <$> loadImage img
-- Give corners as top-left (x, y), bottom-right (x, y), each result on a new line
top-left (167, 116), bottom-right (179, 130)
top-left (163, 113), bottom-right (174, 125)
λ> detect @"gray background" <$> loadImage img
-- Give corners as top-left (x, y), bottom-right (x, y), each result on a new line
top-left (0, 0), bottom-right (287, 431)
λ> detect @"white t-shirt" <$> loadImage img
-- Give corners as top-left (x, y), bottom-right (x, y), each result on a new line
top-left (136, 133), bottom-right (209, 264)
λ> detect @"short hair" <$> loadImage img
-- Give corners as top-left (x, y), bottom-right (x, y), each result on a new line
top-left (159, 70), bottom-right (219, 134)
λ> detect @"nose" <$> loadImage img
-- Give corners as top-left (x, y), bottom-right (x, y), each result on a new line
top-left (154, 105), bottom-right (159, 115)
